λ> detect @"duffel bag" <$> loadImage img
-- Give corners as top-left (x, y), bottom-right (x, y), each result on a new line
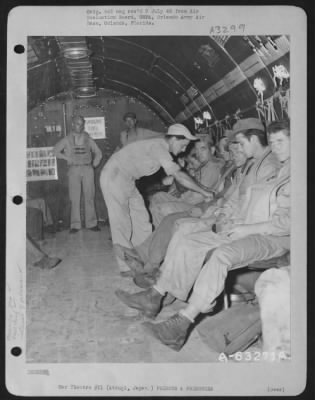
top-left (197, 301), bottom-right (261, 355)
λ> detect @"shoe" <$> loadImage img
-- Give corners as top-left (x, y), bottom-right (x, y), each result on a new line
top-left (115, 288), bottom-right (163, 318)
top-left (114, 244), bottom-right (144, 274)
top-left (69, 228), bottom-right (80, 234)
top-left (89, 225), bottom-right (101, 232)
top-left (34, 256), bottom-right (62, 270)
top-left (133, 271), bottom-right (157, 289)
top-left (125, 257), bottom-right (144, 274)
top-left (143, 313), bottom-right (192, 351)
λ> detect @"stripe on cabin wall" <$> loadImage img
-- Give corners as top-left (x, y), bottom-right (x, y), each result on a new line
top-left (176, 36), bottom-right (290, 121)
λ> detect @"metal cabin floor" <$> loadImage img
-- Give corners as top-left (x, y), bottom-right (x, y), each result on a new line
top-left (26, 226), bottom-right (221, 363)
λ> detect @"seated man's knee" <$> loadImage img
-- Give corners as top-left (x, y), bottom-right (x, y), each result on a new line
top-left (211, 245), bottom-right (235, 267)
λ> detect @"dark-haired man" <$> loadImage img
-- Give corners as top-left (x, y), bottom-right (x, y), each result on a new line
top-left (208, 118), bottom-right (280, 225)
top-left (100, 124), bottom-right (213, 274)
top-left (233, 118), bottom-right (279, 201)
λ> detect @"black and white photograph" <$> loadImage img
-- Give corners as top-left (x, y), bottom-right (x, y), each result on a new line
top-left (6, 5), bottom-right (307, 397)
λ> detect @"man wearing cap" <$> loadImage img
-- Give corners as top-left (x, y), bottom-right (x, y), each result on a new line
top-left (231, 117), bottom-right (280, 209)
top-left (54, 115), bottom-right (102, 233)
top-left (119, 112), bottom-right (165, 148)
top-left (204, 118), bottom-right (280, 225)
top-left (100, 123), bottom-right (213, 275)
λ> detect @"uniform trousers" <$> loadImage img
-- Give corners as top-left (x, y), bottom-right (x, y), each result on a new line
top-left (149, 192), bottom-right (200, 228)
top-left (156, 224), bottom-right (289, 312)
top-left (68, 165), bottom-right (97, 229)
top-left (100, 159), bottom-right (152, 271)
top-left (135, 211), bottom-right (190, 271)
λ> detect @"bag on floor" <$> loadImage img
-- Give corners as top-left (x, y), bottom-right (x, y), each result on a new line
top-left (197, 301), bottom-right (262, 355)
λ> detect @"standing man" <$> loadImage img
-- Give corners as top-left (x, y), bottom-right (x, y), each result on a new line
top-left (54, 115), bottom-right (102, 233)
top-left (119, 112), bottom-right (165, 148)
top-left (100, 123), bottom-right (213, 275)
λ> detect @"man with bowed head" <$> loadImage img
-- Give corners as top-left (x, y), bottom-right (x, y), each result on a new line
top-left (100, 123), bottom-right (213, 275)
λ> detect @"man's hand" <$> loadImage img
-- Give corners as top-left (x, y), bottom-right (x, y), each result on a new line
top-left (225, 224), bottom-right (256, 239)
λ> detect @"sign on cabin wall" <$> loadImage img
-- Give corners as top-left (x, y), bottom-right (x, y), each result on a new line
top-left (26, 147), bottom-right (58, 181)
top-left (84, 116), bottom-right (106, 139)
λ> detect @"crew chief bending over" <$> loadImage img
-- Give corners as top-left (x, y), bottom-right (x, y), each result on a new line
top-left (100, 123), bottom-right (213, 274)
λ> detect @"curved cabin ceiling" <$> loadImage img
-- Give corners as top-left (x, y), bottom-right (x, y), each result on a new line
top-left (27, 35), bottom-right (290, 129)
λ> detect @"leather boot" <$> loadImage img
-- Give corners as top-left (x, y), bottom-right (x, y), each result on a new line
top-left (133, 267), bottom-right (160, 289)
top-left (143, 313), bottom-right (192, 351)
top-left (133, 273), bottom-right (156, 289)
top-left (125, 257), bottom-right (144, 274)
top-left (115, 288), bottom-right (163, 318)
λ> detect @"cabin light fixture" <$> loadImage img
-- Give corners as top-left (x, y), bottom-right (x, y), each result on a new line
top-left (62, 46), bottom-right (90, 60)
top-left (74, 87), bottom-right (96, 98)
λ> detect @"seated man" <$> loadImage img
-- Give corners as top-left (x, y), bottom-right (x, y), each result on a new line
top-left (215, 132), bottom-right (233, 162)
top-left (149, 137), bottom-right (225, 227)
top-left (121, 139), bottom-right (247, 286)
top-left (185, 149), bottom-right (202, 177)
top-left (116, 120), bottom-right (290, 351)
top-left (149, 144), bottom-right (201, 202)
top-left (118, 118), bottom-right (279, 280)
